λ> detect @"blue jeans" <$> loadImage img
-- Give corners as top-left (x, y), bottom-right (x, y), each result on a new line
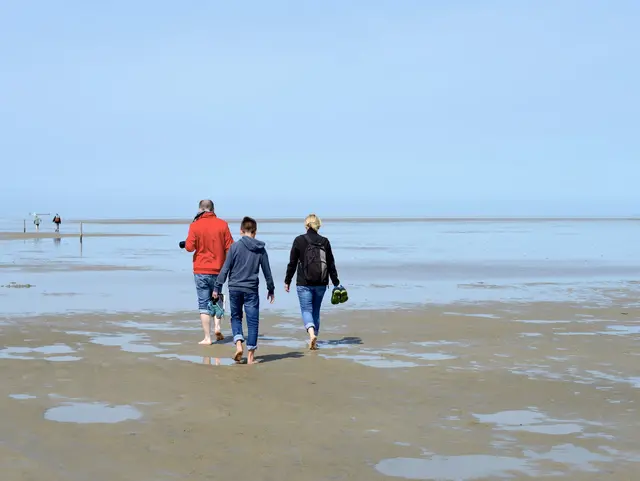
top-left (194, 274), bottom-right (218, 314)
top-left (297, 285), bottom-right (327, 334)
top-left (229, 290), bottom-right (260, 351)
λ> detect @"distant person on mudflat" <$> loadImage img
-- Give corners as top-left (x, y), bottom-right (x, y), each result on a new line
top-left (179, 200), bottom-right (234, 345)
top-left (53, 214), bottom-right (62, 233)
top-left (33, 215), bottom-right (41, 232)
top-left (284, 214), bottom-right (344, 350)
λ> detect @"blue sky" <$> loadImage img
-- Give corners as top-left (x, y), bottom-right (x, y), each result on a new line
top-left (1, 1), bottom-right (638, 218)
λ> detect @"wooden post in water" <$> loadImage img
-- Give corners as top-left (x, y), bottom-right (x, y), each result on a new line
top-left (80, 222), bottom-right (83, 243)
top-left (23, 219), bottom-right (26, 233)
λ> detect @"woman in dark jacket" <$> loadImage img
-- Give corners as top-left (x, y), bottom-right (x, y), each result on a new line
top-left (285, 214), bottom-right (340, 350)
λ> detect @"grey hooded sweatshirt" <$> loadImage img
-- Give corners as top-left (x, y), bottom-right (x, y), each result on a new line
top-left (215, 236), bottom-right (275, 295)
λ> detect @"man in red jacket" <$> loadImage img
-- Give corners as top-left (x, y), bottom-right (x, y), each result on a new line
top-left (181, 199), bottom-right (234, 345)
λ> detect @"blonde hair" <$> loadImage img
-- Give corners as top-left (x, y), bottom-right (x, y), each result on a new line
top-left (304, 214), bottom-right (322, 232)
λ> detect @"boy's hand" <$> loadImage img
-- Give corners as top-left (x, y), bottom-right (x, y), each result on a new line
top-left (284, 284), bottom-right (290, 293)
top-left (267, 293), bottom-right (275, 304)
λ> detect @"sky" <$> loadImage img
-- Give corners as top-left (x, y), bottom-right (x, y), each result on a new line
top-left (1, 0), bottom-right (639, 218)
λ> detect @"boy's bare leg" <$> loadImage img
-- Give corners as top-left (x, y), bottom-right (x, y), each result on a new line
top-left (199, 313), bottom-right (212, 345)
top-left (233, 340), bottom-right (244, 362)
top-left (307, 327), bottom-right (318, 350)
top-left (247, 349), bottom-right (258, 364)
top-left (213, 316), bottom-right (224, 341)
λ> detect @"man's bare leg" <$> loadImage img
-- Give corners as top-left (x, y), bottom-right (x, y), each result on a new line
top-left (199, 313), bottom-right (212, 345)
top-left (233, 340), bottom-right (244, 362)
top-left (213, 316), bottom-right (224, 341)
top-left (307, 327), bottom-right (318, 350)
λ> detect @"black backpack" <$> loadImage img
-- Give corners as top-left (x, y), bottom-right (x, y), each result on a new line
top-left (302, 234), bottom-right (328, 284)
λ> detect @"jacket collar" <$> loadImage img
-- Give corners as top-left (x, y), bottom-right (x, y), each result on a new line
top-left (193, 211), bottom-right (216, 222)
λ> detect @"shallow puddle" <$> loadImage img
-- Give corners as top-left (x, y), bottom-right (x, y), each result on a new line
top-left (45, 355), bottom-right (83, 362)
top-left (600, 325), bottom-right (640, 335)
top-left (370, 348), bottom-right (457, 361)
top-left (515, 319), bottom-right (572, 324)
top-left (44, 402), bottom-right (142, 423)
top-left (473, 409), bottom-right (592, 435)
top-left (320, 354), bottom-right (420, 369)
top-left (9, 394), bottom-right (37, 400)
top-left (444, 312), bottom-right (501, 319)
top-left (376, 454), bottom-right (531, 479)
top-left (112, 320), bottom-right (199, 331)
top-left (413, 340), bottom-right (466, 347)
top-left (0, 344), bottom-right (76, 360)
top-left (157, 353), bottom-right (237, 366)
top-left (89, 333), bottom-right (164, 353)
top-left (586, 370), bottom-right (640, 389)
top-left (376, 443), bottom-right (631, 479)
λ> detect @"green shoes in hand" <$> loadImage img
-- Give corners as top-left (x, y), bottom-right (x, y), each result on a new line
top-left (331, 285), bottom-right (349, 305)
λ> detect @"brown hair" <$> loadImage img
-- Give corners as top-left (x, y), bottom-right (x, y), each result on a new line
top-left (241, 216), bottom-right (257, 234)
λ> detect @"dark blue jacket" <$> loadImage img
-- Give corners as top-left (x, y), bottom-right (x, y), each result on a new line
top-left (214, 236), bottom-right (275, 295)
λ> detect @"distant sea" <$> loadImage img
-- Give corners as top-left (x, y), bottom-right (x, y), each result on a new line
top-left (1, 217), bottom-right (640, 315)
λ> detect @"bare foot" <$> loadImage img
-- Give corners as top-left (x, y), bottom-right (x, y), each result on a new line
top-left (214, 331), bottom-right (224, 341)
top-left (247, 351), bottom-right (258, 364)
top-left (199, 338), bottom-right (212, 345)
top-left (233, 343), bottom-right (244, 362)
top-left (309, 335), bottom-right (318, 350)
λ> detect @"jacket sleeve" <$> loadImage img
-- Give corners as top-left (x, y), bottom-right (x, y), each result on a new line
top-left (325, 239), bottom-right (340, 286)
top-left (260, 249), bottom-right (275, 295)
top-left (214, 247), bottom-right (233, 292)
top-left (224, 224), bottom-right (234, 252)
top-left (284, 237), bottom-right (300, 285)
top-left (185, 224), bottom-right (197, 252)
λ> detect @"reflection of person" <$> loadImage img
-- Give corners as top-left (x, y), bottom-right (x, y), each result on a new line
top-left (214, 216), bottom-right (275, 365)
top-left (33, 215), bottom-right (41, 232)
top-left (182, 200), bottom-right (234, 345)
top-left (53, 214), bottom-right (61, 233)
top-left (285, 214), bottom-right (340, 350)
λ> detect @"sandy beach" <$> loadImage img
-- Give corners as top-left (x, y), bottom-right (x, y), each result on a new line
top-left (1, 301), bottom-right (639, 480)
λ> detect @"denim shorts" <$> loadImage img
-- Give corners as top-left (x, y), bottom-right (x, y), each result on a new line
top-left (195, 274), bottom-right (218, 314)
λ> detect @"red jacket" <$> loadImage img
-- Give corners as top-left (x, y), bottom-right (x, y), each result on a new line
top-left (185, 213), bottom-right (234, 275)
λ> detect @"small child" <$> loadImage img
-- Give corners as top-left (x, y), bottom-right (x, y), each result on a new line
top-left (213, 216), bottom-right (275, 364)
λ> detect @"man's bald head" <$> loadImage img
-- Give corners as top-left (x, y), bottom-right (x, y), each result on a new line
top-left (198, 199), bottom-right (214, 212)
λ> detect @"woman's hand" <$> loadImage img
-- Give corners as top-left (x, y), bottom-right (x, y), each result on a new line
top-left (284, 284), bottom-right (290, 293)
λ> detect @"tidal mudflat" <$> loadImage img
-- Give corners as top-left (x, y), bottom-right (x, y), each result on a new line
top-left (2, 218), bottom-right (640, 479)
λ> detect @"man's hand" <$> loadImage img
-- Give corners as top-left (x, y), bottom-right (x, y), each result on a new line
top-left (284, 284), bottom-right (290, 293)
top-left (212, 291), bottom-right (219, 300)
top-left (267, 293), bottom-right (275, 304)
top-left (179, 241), bottom-right (186, 249)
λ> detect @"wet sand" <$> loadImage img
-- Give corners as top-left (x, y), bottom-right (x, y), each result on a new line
top-left (1, 301), bottom-right (639, 480)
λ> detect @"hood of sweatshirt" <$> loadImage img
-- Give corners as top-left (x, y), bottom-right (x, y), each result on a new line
top-left (239, 236), bottom-right (265, 252)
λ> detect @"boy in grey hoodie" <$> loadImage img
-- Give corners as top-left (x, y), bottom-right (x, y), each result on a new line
top-left (213, 216), bottom-right (275, 364)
